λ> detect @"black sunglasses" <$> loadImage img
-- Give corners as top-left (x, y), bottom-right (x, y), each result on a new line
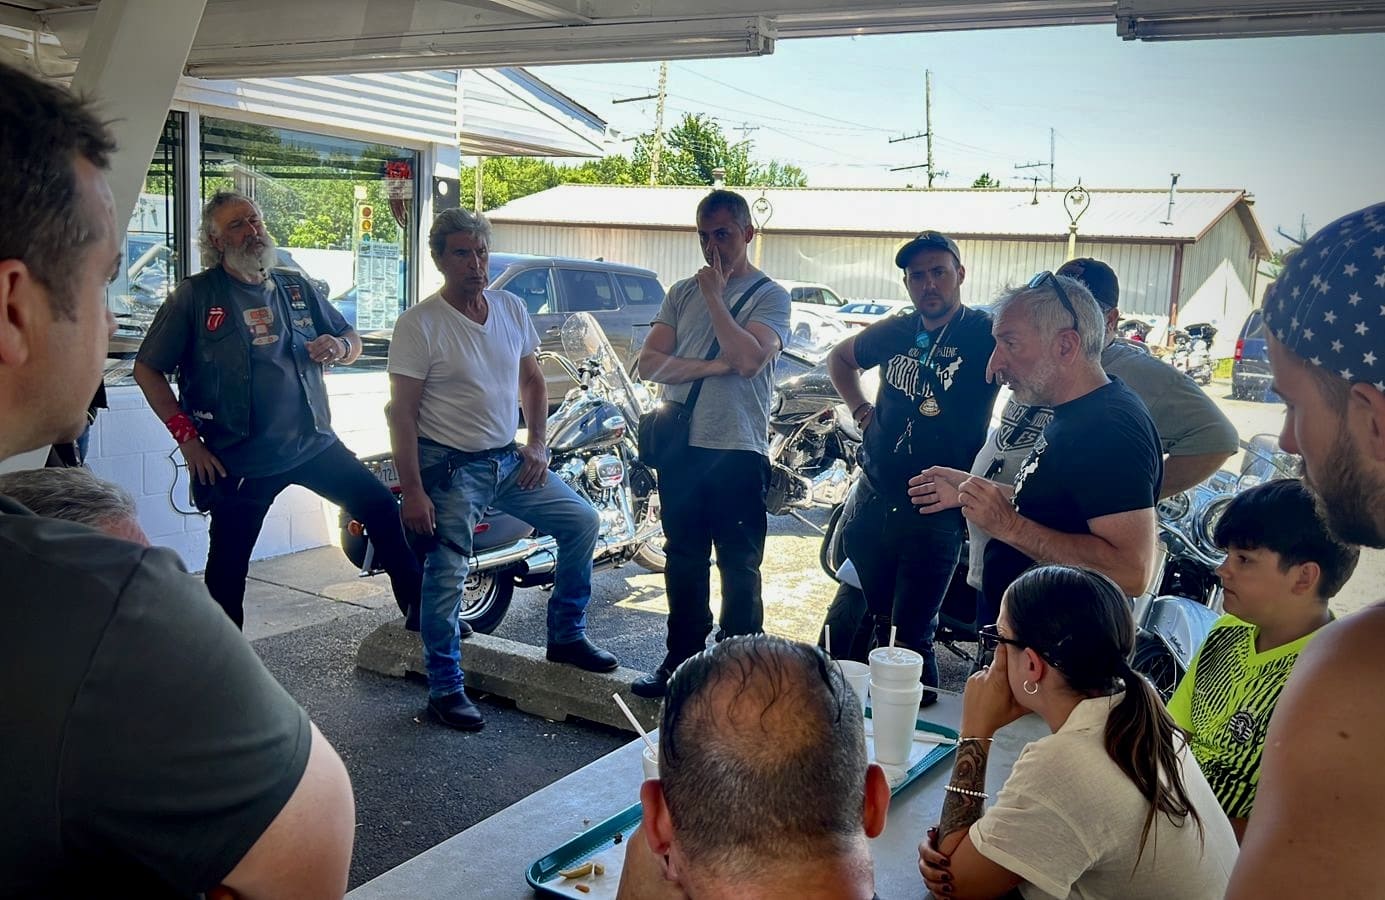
top-left (1028, 271), bottom-right (1081, 332)
top-left (978, 624), bottom-right (1026, 653)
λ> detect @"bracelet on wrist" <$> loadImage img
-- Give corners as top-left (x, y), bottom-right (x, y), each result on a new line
top-left (944, 784), bottom-right (989, 800)
top-left (852, 401), bottom-right (872, 419)
top-left (958, 736), bottom-right (994, 744)
top-left (164, 411), bottom-right (199, 445)
top-left (336, 335), bottom-right (350, 358)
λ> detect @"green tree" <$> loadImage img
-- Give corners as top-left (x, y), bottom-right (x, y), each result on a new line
top-left (972, 172), bottom-right (1001, 188)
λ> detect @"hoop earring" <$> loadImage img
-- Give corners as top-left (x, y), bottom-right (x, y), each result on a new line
top-left (1022, 680), bottom-right (1039, 696)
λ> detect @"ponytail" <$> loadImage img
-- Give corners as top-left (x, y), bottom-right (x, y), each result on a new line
top-left (1105, 659), bottom-right (1204, 863)
top-left (1004, 566), bottom-right (1206, 866)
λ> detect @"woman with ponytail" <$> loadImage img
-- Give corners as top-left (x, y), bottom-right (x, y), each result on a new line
top-left (918, 565), bottom-right (1238, 899)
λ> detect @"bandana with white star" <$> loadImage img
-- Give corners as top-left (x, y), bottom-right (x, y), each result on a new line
top-left (1264, 201), bottom-right (1385, 393)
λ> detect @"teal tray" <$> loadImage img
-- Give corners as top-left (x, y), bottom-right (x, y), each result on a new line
top-left (526, 715), bottom-right (957, 897)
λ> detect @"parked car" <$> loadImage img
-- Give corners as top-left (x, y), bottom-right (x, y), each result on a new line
top-left (780, 279), bottom-right (848, 313)
top-left (1231, 307), bottom-right (1278, 402)
top-left (834, 299), bottom-right (911, 329)
top-left (487, 253), bottom-right (666, 407)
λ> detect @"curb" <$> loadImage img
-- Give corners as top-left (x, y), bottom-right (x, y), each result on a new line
top-left (356, 619), bottom-right (662, 733)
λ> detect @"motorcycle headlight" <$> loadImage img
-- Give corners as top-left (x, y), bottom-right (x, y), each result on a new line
top-left (1157, 491), bottom-right (1192, 523)
top-left (1195, 496), bottom-right (1233, 550)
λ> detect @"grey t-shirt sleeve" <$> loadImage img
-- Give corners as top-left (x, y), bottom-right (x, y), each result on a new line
top-left (135, 282), bottom-right (195, 374)
top-left (747, 281), bottom-right (791, 346)
top-left (60, 547), bottom-right (312, 891)
top-left (652, 278), bottom-right (691, 330)
top-left (1104, 342), bottom-right (1239, 457)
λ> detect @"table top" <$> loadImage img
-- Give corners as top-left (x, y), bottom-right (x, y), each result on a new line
top-left (348, 693), bottom-right (1047, 899)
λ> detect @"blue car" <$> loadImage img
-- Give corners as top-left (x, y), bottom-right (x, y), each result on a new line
top-left (1231, 308), bottom-right (1278, 402)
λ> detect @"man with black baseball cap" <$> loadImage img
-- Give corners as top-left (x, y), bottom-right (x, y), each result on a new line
top-left (963, 256), bottom-right (1237, 620)
top-left (823, 230), bottom-right (998, 694)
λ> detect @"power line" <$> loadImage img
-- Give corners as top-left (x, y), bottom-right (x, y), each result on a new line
top-left (672, 64), bottom-right (896, 135)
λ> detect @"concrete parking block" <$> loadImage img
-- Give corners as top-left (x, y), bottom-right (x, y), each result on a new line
top-left (356, 620), bottom-right (663, 733)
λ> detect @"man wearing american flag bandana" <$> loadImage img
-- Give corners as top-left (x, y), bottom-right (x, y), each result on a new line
top-left (1228, 201), bottom-right (1385, 898)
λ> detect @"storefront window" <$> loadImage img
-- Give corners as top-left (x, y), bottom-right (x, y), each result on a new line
top-left (200, 117), bottom-right (418, 364)
top-left (106, 112), bottom-right (185, 384)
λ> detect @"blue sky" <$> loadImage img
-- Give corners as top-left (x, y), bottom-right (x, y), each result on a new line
top-left (535, 26), bottom-right (1385, 250)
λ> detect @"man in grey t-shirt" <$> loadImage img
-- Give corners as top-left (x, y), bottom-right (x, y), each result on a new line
top-left (966, 257), bottom-right (1238, 598)
top-left (631, 190), bottom-right (791, 698)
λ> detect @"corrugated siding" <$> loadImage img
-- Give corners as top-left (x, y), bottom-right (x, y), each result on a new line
top-left (176, 71), bottom-right (459, 147)
top-left (491, 223), bottom-right (1176, 313)
top-left (1178, 212), bottom-right (1256, 308)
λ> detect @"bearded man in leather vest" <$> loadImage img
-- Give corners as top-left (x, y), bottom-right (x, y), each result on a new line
top-left (134, 191), bottom-right (421, 629)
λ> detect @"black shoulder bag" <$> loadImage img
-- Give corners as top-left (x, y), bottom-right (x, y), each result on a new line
top-left (637, 277), bottom-right (771, 469)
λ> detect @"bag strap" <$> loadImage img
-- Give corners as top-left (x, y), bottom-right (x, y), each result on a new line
top-left (685, 276), bottom-right (772, 412)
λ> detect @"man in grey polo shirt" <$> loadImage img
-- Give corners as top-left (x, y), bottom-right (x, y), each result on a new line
top-left (966, 257), bottom-right (1238, 620)
top-left (631, 189), bottom-right (791, 699)
top-left (0, 61), bottom-right (354, 895)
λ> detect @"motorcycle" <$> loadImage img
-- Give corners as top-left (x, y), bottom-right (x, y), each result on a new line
top-left (765, 334), bottom-right (865, 525)
top-left (1167, 322), bottom-right (1217, 386)
top-left (1129, 434), bottom-right (1301, 698)
top-left (340, 312), bottom-right (664, 633)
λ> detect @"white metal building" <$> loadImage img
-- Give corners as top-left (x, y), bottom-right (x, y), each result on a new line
top-left (488, 184), bottom-right (1272, 332)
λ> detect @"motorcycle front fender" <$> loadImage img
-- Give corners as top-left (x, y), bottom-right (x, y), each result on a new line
top-left (1141, 595), bottom-right (1222, 670)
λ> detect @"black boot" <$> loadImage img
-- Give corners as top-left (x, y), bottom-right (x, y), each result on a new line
top-left (426, 690), bottom-right (485, 731)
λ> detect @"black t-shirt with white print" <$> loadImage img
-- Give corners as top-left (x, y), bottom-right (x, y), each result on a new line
top-left (854, 305), bottom-right (998, 507)
top-left (982, 376), bottom-right (1163, 603)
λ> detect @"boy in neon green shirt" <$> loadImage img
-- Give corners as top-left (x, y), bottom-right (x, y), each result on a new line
top-left (1169, 479), bottom-right (1358, 841)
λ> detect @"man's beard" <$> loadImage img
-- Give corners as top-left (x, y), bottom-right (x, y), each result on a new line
top-left (1009, 357), bottom-right (1059, 406)
top-left (223, 233), bottom-right (277, 275)
top-left (1310, 432), bottom-right (1385, 548)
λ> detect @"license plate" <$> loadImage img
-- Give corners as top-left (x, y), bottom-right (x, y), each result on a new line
top-left (374, 459), bottom-right (398, 487)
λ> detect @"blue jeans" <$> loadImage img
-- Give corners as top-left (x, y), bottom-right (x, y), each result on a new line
top-left (418, 441), bottom-right (600, 699)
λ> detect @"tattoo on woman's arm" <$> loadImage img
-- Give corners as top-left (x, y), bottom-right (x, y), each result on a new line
top-left (938, 740), bottom-right (991, 840)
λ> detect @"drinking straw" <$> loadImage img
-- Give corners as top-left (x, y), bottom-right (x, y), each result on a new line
top-left (613, 693), bottom-right (657, 754)
top-left (889, 625), bottom-right (898, 648)
top-left (825, 625), bottom-right (832, 656)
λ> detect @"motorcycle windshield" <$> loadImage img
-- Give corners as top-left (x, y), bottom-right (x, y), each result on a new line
top-left (559, 311), bottom-right (644, 424)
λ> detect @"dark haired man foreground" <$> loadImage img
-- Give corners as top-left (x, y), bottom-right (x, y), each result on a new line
top-left (0, 61), bottom-right (353, 897)
top-left (1227, 201), bottom-right (1385, 898)
top-left (618, 635), bottom-right (890, 899)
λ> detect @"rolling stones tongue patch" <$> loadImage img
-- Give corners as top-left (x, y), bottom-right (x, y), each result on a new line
top-left (206, 306), bottom-right (226, 332)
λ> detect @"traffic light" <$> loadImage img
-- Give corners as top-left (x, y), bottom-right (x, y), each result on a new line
top-left (358, 203), bottom-right (374, 235)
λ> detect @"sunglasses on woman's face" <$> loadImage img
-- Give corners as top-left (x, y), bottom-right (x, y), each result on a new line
top-left (978, 623), bottom-right (1026, 653)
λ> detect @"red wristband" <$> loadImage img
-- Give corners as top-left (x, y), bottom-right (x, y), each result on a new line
top-left (164, 412), bottom-right (199, 445)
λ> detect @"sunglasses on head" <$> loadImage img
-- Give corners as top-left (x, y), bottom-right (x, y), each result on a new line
top-left (1028, 271), bottom-right (1081, 332)
top-left (978, 623), bottom-right (1026, 653)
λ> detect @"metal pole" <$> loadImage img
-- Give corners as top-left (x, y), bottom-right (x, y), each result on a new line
top-left (925, 69), bottom-right (935, 189)
top-left (1067, 224), bottom-right (1078, 261)
top-left (474, 156), bottom-right (484, 211)
top-left (1049, 127), bottom-right (1055, 189)
top-left (650, 61), bottom-right (668, 186)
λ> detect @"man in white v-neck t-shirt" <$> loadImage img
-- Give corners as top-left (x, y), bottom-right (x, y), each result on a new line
top-left (387, 208), bottom-right (618, 732)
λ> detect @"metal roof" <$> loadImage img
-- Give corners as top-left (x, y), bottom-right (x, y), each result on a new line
top-left (486, 185), bottom-right (1271, 251)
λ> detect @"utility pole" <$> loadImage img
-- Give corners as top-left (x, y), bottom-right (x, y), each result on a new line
top-left (924, 69), bottom-right (935, 188)
top-left (734, 122), bottom-right (761, 144)
top-left (889, 68), bottom-right (946, 187)
top-left (1049, 127), bottom-right (1056, 189)
top-left (613, 61), bottom-right (669, 186)
top-left (651, 61), bottom-right (668, 186)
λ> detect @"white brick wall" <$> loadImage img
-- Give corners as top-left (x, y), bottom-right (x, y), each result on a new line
top-left (86, 371), bottom-right (392, 572)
